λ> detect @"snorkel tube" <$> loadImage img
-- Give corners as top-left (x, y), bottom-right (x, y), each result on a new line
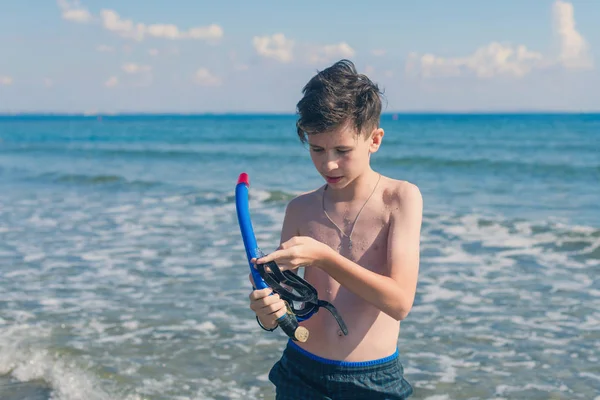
top-left (235, 173), bottom-right (309, 342)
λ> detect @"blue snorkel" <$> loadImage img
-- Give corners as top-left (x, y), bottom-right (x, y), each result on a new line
top-left (235, 173), bottom-right (309, 342)
top-left (235, 173), bottom-right (268, 291)
top-left (235, 173), bottom-right (348, 341)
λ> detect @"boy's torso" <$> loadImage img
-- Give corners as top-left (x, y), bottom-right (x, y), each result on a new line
top-left (290, 175), bottom-right (405, 362)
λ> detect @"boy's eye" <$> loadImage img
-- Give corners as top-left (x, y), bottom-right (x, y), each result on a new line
top-left (309, 148), bottom-right (351, 153)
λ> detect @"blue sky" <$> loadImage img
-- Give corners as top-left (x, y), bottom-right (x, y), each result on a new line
top-left (0, 1), bottom-right (598, 113)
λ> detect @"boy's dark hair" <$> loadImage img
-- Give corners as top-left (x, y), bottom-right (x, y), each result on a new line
top-left (296, 59), bottom-right (383, 143)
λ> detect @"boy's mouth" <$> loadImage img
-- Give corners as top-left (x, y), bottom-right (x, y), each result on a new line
top-left (325, 176), bottom-right (342, 184)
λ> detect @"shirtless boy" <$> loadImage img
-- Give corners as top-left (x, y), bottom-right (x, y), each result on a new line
top-left (249, 59), bottom-right (422, 399)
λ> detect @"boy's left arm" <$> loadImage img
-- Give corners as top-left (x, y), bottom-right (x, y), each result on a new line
top-left (320, 183), bottom-right (423, 321)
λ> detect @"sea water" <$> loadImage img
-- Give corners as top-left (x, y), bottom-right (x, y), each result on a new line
top-left (0, 114), bottom-right (598, 399)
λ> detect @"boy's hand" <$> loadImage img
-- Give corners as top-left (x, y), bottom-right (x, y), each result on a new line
top-left (248, 274), bottom-right (287, 329)
top-left (251, 236), bottom-right (331, 271)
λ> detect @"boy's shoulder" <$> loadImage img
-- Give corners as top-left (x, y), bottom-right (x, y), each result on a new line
top-left (285, 187), bottom-right (323, 213)
top-left (381, 176), bottom-right (422, 209)
top-left (279, 188), bottom-right (323, 239)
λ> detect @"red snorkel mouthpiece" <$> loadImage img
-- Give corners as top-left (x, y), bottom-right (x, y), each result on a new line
top-left (237, 173), bottom-right (250, 187)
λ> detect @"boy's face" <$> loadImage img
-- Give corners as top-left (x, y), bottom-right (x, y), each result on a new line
top-left (307, 122), bottom-right (383, 188)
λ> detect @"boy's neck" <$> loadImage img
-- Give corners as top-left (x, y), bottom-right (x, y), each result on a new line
top-left (324, 169), bottom-right (380, 203)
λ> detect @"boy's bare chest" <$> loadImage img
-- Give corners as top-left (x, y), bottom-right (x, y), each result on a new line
top-left (300, 203), bottom-right (391, 270)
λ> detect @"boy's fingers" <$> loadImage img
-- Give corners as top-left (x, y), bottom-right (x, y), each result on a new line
top-left (253, 296), bottom-right (284, 315)
top-left (258, 304), bottom-right (287, 328)
top-left (258, 293), bottom-right (280, 306)
top-left (257, 250), bottom-right (285, 264)
top-left (248, 287), bottom-right (272, 301)
top-left (270, 305), bottom-right (288, 320)
top-left (259, 301), bottom-right (287, 318)
top-left (250, 258), bottom-right (258, 270)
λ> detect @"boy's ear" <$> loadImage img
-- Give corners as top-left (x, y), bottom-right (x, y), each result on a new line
top-left (368, 128), bottom-right (384, 154)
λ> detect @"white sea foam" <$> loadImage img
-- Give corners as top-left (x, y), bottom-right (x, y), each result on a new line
top-left (421, 287), bottom-right (461, 303)
top-left (24, 252), bottom-right (46, 262)
top-left (495, 383), bottom-right (566, 395)
top-left (191, 321), bottom-right (217, 332)
top-left (0, 324), bottom-right (117, 400)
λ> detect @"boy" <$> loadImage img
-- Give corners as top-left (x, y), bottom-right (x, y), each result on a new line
top-left (249, 59), bottom-right (421, 399)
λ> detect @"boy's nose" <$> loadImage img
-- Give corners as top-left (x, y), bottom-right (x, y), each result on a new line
top-left (324, 158), bottom-right (339, 171)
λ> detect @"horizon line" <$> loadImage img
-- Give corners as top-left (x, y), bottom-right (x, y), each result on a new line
top-left (1, 110), bottom-right (599, 117)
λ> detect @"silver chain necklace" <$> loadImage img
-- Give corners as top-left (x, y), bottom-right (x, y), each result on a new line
top-left (322, 173), bottom-right (381, 252)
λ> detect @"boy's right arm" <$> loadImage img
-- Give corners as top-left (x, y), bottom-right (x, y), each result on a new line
top-left (248, 199), bottom-right (300, 330)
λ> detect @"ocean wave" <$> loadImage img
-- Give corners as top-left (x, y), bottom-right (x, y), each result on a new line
top-left (1, 143), bottom-right (304, 162)
top-left (193, 188), bottom-right (297, 205)
top-left (0, 324), bottom-right (133, 400)
top-left (380, 155), bottom-right (600, 176)
top-left (35, 172), bottom-right (161, 188)
top-left (424, 213), bottom-right (600, 264)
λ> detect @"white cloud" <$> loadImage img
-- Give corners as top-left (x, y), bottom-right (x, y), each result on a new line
top-left (57, 0), bottom-right (92, 23)
top-left (122, 63), bottom-right (152, 74)
top-left (148, 49), bottom-right (159, 56)
top-left (406, 1), bottom-right (592, 80)
top-left (96, 44), bottom-right (114, 52)
top-left (104, 76), bottom-right (118, 87)
top-left (100, 10), bottom-right (145, 41)
top-left (0, 76), bottom-right (13, 85)
top-left (146, 24), bottom-right (180, 39)
top-left (118, 64), bottom-right (153, 87)
top-left (308, 42), bottom-right (355, 65)
top-left (252, 35), bottom-right (355, 66)
top-left (44, 78), bottom-right (54, 87)
top-left (193, 68), bottom-right (221, 86)
top-left (99, 9), bottom-right (223, 42)
top-left (253, 33), bottom-right (294, 63)
top-left (406, 43), bottom-right (544, 79)
top-left (185, 25), bottom-right (224, 41)
top-left (251, 34), bottom-right (356, 67)
top-left (57, 2), bottom-right (223, 43)
top-left (553, 0), bottom-right (593, 69)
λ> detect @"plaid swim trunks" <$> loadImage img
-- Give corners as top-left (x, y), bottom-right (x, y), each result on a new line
top-left (268, 340), bottom-right (413, 399)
